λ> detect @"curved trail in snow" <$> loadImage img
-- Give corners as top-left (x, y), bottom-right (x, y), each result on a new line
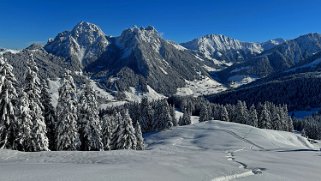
top-left (204, 127), bottom-right (265, 181)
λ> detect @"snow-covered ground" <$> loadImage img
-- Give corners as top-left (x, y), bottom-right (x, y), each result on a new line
top-left (0, 120), bottom-right (320, 181)
top-left (176, 77), bottom-right (226, 97)
top-left (229, 75), bottom-right (258, 88)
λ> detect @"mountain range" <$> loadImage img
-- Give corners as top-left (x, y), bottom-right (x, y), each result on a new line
top-left (2, 21), bottom-right (321, 110)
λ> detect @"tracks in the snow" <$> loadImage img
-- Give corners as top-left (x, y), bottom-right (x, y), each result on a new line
top-left (210, 127), bottom-right (265, 181)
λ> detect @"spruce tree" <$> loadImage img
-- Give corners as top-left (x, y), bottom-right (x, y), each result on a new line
top-left (135, 122), bottom-right (144, 150)
top-left (199, 104), bottom-right (209, 122)
top-left (21, 56), bottom-right (49, 151)
top-left (248, 105), bottom-right (258, 127)
top-left (220, 106), bottom-right (230, 122)
top-left (41, 80), bottom-right (57, 150)
top-left (153, 100), bottom-right (173, 131)
top-left (179, 109), bottom-right (191, 126)
top-left (139, 97), bottom-right (154, 132)
top-left (78, 81), bottom-right (102, 151)
top-left (259, 103), bottom-right (272, 129)
top-left (101, 114), bottom-right (113, 151)
top-left (56, 71), bottom-right (79, 151)
top-left (235, 101), bottom-right (248, 124)
top-left (111, 110), bottom-right (137, 150)
top-left (169, 104), bottom-right (178, 126)
top-left (14, 92), bottom-right (32, 151)
top-left (0, 57), bottom-right (18, 149)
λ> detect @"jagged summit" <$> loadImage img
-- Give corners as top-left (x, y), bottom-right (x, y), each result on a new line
top-left (44, 21), bottom-right (109, 69)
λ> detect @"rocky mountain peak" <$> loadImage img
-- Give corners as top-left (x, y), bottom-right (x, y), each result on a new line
top-left (44, 21), bottom-right (109, 68)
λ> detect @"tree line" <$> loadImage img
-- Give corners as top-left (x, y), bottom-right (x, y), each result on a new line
top-left (0, 55), bottom-right (144, 152)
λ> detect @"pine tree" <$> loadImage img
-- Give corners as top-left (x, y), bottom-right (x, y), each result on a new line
top-left (247, 105), bottom-right (258, 127)
top-left (78, 81), bottom-right (102, 151)
top-left (135, 122), bottom-right (144, 150)
top-left (21, 56), bottom-right (49, 151)
top-left (199, 104), bottom-right (209, 122)
top-left (169, 104), bottom-right (178, 126)
top-left (283, 105), bottom-right (294, 132)
top-left (111, 110), bottom-right (137, 150)
top-left (235, 101), bottom-right (248, 124)
top-left (259, 103), bottom-right (272, 129)
top-left (153, 100), bottom-right (173, 131)
top-left (220, 106), bottom-right (230, 122)
top-left (0, 57), bottom-right (18, 149)
top-left (139, 97), bottom-right (154, 132)
top-left (41, 80), bottom-right (56, 150)
top-left (56, 71), bottom-right (79, 151)
top-left (101, 114), bottom-right (113, 151)
top-left (271, 106), bottom-right (282, 130)
top-left (179, 109), bottom-right (191, 126)
top-left (14, 92), bottom-right (32, 151)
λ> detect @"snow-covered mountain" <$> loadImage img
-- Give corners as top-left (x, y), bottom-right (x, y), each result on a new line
top-left (181, 34), bottom-right (264, 63)
top-left (86, 26), bottom-right (213, 95)
top-left (4, 22), bottom-right (321, 103)
top-left (260, 38), bottom-right (286, 50)
top-left (44, 21), bottom-right (109, 69)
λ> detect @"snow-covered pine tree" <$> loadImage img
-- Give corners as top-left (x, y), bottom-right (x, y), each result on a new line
top-left (259, 103), bottom-right (272, 129)
top-left (169, 104), bottom-right (178, 126)
top-left (283, 105), bottom-right (293, 132)
top-left (235, 101), bottom-right (248, 124)
top-left (199, 103), bottom-right (209, 122)
top-left (247, 105), bottom-right (258, 127)
top-left (101, 114), bottom-right (114, 150)
top-left (22, 56), bottom-right (49, 151)
top-left (78, 81), bottom-right (102, 151)
top-left (139, 97), bottom-right (154, 132)
top-left (111, 110), bottom-right (137, 150)
top-left (40, 79), bottom-right (56, 150)
top-left (220, 106), bottom-right (230, 122)
top-left (55, 71), bottom-right (79, 151)
top-left (271, 106), bottom-right (282, 130)
top-left (135, 122), bottom-right (144, 150)
top-left (153, 99), bottom-right (173, 131)
top-left (0, 57), bottom-right (18, 149)
top-left (13, 92), bottom-right (32, 151)
top-left (179, 109), bottom-right (191, 126)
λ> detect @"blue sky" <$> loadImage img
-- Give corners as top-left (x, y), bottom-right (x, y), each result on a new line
top-left (1, 0), bottom-right (321, 49)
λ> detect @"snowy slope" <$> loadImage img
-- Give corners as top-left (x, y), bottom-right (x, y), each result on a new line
top-left (175, 76), bottom-right (226, 96)
top-left (0, 120), bottom-right (320, 181)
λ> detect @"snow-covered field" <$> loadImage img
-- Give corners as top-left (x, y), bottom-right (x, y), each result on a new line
top-left (228, 75), bottom-right (258, 88)
top-left (0, 120), bottom-right (320, 181)
top-left (176, 77), bottom-right (226, 97)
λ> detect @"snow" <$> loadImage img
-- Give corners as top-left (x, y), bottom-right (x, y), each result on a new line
top-left (124, 86), bottom-right (166, 102)
top-left (169, 41), bottom-right (187, 51)
top-left (176, 77), bottom-right (227, 97)
top-left (0, 120), bottom-right (320, 181)
top-left (203, 65), bottom-right (218, 72)
top-left (90, 81), bottom-right (115, 101)
top-left (0, 49), bottom-right (20, 55)
top-left (159, 67), bottom-right (168, 75)
top-left (47, 78), bottom-right (61, 107)
top-left (228, 75), bottom-right (258, 88)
